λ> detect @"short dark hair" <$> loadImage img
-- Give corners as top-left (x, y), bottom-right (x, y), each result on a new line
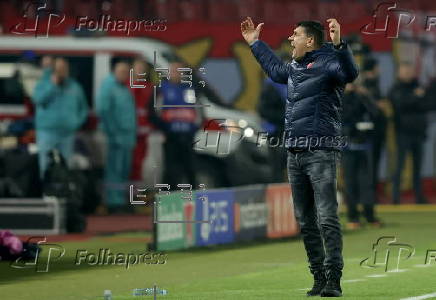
top-left (296, 21), bottom-right (325, 48)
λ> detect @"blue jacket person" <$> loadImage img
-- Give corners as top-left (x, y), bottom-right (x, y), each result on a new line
top-left (32, 57), bottom-right (89, 178)
top-left (241, 17), bottom-right (358, 297)
top-left (96, 61), bottom-right (136, 209)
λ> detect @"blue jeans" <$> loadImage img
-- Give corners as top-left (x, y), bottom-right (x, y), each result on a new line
top-left (287, 149), bottom-right (343, 278)
top-left (36, 130), bottom-right (74, 178)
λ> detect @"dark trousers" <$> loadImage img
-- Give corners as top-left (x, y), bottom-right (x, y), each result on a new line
top-left (392, 134), bottom-right (425, 204)
top-left (342, 148), bottom-right (376, 223)
top-left (163, 132), bottom-right (197, 190)
top-left (372, 126), bottom-right (386, 189)
top-left (131, 134), bottom-right (149, 181)
top-left (287, 149), bottom-right (344, 278)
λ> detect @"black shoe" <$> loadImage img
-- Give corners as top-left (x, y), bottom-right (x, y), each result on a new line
top-left (307, 271), bottom-right (327, 296)
top-left (321, 273), bottom-right (342, 297)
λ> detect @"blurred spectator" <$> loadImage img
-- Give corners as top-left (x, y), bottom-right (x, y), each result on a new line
top-left (257, 52), bottom-right (288, 183)
top-left (32, 57), bottom-right (88, 178)
top-left (424, 77), bottom-right (436, 111)
top-left (129, 58), bottom-right (154, 181)
top-left (40, 55), bottom-right (54, 80)
top-left (342, 82), bottom-right (381, 229)
top-left (149, 61), bottom-right (204, 190)
top-left (361, 58), bottom-right (387, 191)
top-left (3, 70), bottom-right (25, 105)
top-left (96, 61), bottom-right (136, 210)
top-left (389, 62), bottom-right (428, 204)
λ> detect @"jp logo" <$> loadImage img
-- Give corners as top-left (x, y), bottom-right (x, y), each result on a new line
top-left (361, 2), bottom-right (436, 38)
top-left (10, 237), bottom-right (65, 272)
top-left (10, 1), bottom-right (65, 38)
top-left (360, 236), bottom-right (415, 272)
top-left (360, 2), bottom-right (415, 38)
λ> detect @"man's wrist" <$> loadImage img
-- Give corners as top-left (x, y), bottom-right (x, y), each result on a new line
top-left (249, 39), bottom-right (259, 46)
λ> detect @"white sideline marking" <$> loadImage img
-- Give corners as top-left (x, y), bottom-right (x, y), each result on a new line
top-left (388, 269), bottom-right (408, 273)
top-left (343, 279), bottom-right (366, 283)
top-left (413, 264), bottom-right (432, 268)
top-left (399, 292), bottom-right (436, 300)
top-left (366, 274), bottom-right (387, 278)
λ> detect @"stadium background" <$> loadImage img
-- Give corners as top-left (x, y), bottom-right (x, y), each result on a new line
top-left (0, 0), bottom-right (435, 299)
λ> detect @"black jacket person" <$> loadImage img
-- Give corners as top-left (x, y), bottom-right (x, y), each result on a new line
top-left (241, 17), bottom-right (358, 297)
top-left (389, 63), bottom-right (428, 204)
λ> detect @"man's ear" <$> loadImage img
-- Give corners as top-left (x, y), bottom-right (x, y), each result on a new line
top-left (306, 36), bottom-right (314, 48)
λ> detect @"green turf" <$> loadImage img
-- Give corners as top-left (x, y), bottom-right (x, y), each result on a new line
top-left (1, 210), bottom-right (436, 300)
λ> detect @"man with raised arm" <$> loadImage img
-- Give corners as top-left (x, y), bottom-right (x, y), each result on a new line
top-left (241, 17), bottom-right (358, 297)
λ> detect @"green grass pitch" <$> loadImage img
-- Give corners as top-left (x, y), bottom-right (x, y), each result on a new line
top-left (1, 209), bottom-right (436, 300)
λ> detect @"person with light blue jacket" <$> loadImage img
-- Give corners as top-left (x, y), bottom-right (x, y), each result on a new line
top-left (32, 57), bottom-right (88, 178)
top-left (96, 61), bottom-right (136, 210)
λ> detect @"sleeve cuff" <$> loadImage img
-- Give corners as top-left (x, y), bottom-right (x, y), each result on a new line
top-left (249, 39), bottom-right (259, 47)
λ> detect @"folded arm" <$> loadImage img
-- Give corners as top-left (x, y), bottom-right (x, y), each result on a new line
top-left (32, 80), bottom-right (57, 106)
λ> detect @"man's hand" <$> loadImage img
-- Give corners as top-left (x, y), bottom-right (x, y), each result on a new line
top-left (376, 99), bottom-right (392, 117)
top-left (327, 18), bottom-right (341, 46)
top-left (241, 17), bottom-right (264, 45)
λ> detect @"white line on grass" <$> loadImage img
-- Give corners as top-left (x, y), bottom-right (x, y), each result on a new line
top-left (399, 292), bottom-right (436, 300)
top-left (366, 274), bottom-right (388, 278)
top-left (388, 269), bottom-right (409, 273)
top-left (413, 264), bottom-right (432, 268)
top-left (343, 279), bottom-right (367, 283)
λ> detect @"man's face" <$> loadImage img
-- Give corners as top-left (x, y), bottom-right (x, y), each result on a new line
top-left (114, 62), bottom-right (130, 83)
top-left (54, 58), bottom-right (69, 80)
top-left (288, 26), bottom-right (313, 60)
top-left (133, 59), bottom-right (147, 75)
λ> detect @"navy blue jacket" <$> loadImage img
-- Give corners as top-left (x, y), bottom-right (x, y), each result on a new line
top-left (250, 40), bottom-right (359, 150)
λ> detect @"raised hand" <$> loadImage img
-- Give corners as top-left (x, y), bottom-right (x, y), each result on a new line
top-left (327, 18), bottom-right (341, 46)
top-left (241, 17), bottom-right (264, 45)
